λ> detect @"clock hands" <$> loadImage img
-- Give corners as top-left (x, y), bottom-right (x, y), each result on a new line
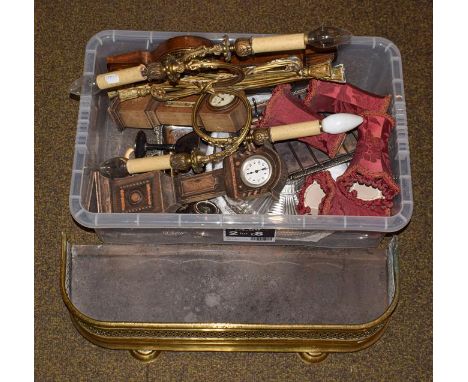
top-left (247, 167), bottom-right (268, 175)
top-left (213, 96), bottom-right (225, 105)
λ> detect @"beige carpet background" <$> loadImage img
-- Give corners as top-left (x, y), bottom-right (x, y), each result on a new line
top-left (35, 1), bottom-right (432, 380)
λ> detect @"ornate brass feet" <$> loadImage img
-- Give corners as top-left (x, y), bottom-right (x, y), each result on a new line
top-left (129, 349), bottom-right (162, 363)
top-left (298, 351), bottom-right (329, 364)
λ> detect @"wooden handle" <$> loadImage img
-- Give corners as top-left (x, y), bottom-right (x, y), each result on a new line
top-left (269, 120), bottom-right (321, 142)
top-left (251, 34), bottom-right (306, 54)
top-left (96, 64), bottom-right (147, 90)
top-left (126, 155), bottom-right (172, 173)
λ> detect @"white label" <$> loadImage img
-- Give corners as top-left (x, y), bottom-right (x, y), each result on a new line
top-left (105, 74), bottom-right (120, 84)
top-left (224, 229), bottom-right (276, 242)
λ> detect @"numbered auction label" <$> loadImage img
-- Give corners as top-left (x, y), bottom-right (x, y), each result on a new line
top-left (223, 229), bottom-right (276, 242)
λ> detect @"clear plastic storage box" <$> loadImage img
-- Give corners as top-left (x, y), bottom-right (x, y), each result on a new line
top-left (70, 30), bottom-right (412, 247)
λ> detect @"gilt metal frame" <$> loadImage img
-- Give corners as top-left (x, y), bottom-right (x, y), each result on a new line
top-left (60, 233), bottom-right (399, 364)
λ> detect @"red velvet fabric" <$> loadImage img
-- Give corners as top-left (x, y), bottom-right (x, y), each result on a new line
top-left (303, 80), bottom-right (397, 216)
top-left (297, 171), bottom-right (392, 217)
top-left (260, 79), bottom-right (399, 217)
top-left (305, 79), bottom-right (392, 114)
top-left (296, 171), bottom-right (336, 215)
top-left (330, 189), bottom-right (391, 216)
top-left (335, 111), bottom-right (399, 214)
top-left (258, 84), bottom-right (345, 157)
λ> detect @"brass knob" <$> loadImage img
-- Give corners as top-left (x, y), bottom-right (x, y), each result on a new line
top-left (234, 38), bottom-right (253, 57)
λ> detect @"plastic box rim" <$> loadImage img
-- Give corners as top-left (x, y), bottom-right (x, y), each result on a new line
top-left (69, 30), bottom-right (413, 233)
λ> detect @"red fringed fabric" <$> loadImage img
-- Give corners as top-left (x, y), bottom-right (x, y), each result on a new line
top-left (305, 79), bottom-right (392, 114)
top-left (296, 171), bottom-right (336, 215)
top-left (335, 111), bottom-right (399, 215)
top-left (258, 84), bottom-right (345, 157)
top-left (297, 171), bottom-right (393, 217)
top-left (260, 79), bottom-right (398, 217)
top-left (296, 80), bottom-right (397, 217)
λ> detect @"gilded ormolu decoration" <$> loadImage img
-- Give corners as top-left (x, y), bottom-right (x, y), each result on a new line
top-left (109, 58), bottom-right (345, 103)
top-left (251, 128), bottom-right (272, 146)
top-left (234, 38), bottom-right (253, 57)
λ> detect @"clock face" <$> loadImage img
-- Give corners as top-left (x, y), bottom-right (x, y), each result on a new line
top-left (240, 155), bottom-right (273, 188)
top-left (208, 93), bottom-right (236, 108)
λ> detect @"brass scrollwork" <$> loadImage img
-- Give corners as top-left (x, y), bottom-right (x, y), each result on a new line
top-left (234, 38), bottom-right (253, 57)
top-left (110, 57), bottom-right (344, 102)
